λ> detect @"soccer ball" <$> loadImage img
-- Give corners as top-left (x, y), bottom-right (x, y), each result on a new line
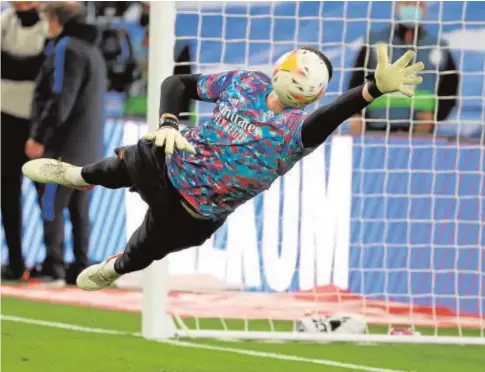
top-left (295, 314), bottom-right (367, 334)
top-left (272, 48), bottom-right (330, 108)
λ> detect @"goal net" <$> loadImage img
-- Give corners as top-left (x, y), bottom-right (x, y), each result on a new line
top-left (134, 1), bottom-right (484, 344)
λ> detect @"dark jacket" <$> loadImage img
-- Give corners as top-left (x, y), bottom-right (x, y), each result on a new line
top-left (349, 24), bottom-right (459, 131)
top-left (30, 20), bottom-right (107, 164)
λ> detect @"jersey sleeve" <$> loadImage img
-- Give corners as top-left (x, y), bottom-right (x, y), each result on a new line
top-left (197, 70), bottom-right (240, 102)
top-left (285, 112), bottom-right (306, 150)
top-left (279, 111), bottom-right (308, 172)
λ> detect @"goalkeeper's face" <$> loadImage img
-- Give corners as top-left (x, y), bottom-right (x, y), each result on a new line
top-left (271, 46), bottom-right (332, 109)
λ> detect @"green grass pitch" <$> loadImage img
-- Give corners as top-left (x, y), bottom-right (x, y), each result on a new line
top-left (2, 297), bottom-right (484, 372)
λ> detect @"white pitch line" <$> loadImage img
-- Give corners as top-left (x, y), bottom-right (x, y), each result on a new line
top-left (163, 338), bottom-right (409, 372)
top-left (1, 314), bottom-right (408, 372)
top-left (1, 315), bottom-right (138, 336)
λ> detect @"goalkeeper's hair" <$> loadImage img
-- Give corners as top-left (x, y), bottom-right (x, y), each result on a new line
top-left (300, 46), bottom-right (333, 82)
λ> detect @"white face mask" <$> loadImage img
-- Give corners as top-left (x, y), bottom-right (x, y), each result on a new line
top-left (397, 5), bottom-right (425, 28)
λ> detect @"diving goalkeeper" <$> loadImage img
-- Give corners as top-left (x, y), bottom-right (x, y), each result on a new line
top-left (22, 44), bottom-right (424, 291)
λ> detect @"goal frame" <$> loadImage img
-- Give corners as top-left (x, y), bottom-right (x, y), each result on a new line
top-left (142, 1), bottom-right (485, 346)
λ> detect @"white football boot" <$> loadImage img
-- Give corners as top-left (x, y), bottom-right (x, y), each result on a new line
top-left (22, 159), bottom-right (93, 191)
top-left (76, 254), bottom-right (122, 291)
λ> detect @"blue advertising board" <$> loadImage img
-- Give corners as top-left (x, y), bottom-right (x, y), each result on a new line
top-left (2, 120), bottom-right (483, 315)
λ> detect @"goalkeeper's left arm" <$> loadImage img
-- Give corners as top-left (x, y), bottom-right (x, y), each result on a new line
top-left (144, 74), bottom-right (201, 155)
top-left (300, 44), bottom-right (424, 149)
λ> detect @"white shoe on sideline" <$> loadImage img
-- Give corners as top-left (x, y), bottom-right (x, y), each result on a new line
top-left (76, 255), bottom-right (122, 291)
top-left (22, 159), bottom-right (93, 191)
top-left (37, 278), bottom-right (67, 289)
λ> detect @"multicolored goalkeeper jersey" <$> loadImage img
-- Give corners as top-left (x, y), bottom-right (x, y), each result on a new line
top-left (167, 70), bottom-right (308, 219)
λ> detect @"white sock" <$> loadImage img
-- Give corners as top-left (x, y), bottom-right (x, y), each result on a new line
top-left (65, 166), bottom-right (90, 186)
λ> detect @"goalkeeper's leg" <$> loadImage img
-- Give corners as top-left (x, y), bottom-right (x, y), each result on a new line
top-left (22, 156), bottom-right (132, 190)
top-left (81, 156), bottom-right (131, 189)
top-left (76, 199), bottom-right (225, 291)
top-left (75, 209), bottom-right (159, 291)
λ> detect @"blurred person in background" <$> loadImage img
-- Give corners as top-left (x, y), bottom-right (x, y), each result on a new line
top-left (1, 1), bottom-right (49, 280)
top-left (348, 1), bottom-right (459, 135)
top-left (84, 1), bottom-right (142, 22)
top-left (25, 1), bottom-right (107, 286)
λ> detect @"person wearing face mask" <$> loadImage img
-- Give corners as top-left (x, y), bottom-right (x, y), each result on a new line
top-left (1, 1), bottom-right (49, 280)
top-left (25, 1), bottom-right (107, 287)
top-left (348, 1), bottom-right (460, 135)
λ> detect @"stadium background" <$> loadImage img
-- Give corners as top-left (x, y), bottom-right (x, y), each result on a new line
top-left (1, 1), bottom-right (484, 317)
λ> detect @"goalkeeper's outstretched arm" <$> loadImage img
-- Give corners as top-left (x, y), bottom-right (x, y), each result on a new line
top-left (300, 83), bottom-right (379, 148)
top-left (301, 45), bottom-right (424, 149)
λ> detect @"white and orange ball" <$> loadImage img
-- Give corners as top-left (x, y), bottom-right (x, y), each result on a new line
top-left (272, 48), bottom-right (330, 108)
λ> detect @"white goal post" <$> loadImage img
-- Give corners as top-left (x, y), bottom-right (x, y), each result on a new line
top-left (142, 1), bottom-right (176, 340)
top-left (142, 1), bottom-right (485, 345)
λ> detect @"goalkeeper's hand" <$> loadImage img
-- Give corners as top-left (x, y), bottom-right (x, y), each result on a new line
top-left (143, 117), bottom-right (196, 155)
top-left (373, 44), bottom-right (425, 97)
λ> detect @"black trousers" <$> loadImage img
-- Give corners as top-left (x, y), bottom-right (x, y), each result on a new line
top-left (35, 183), bottom-right (90, 279)
top-left (81, 141), bottom-right (224, 275)
top-left (1, 112), bottom-right (30, 272)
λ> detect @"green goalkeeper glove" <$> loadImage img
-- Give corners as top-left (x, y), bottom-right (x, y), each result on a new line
top-left (373, 43), bottom-right (425, 97)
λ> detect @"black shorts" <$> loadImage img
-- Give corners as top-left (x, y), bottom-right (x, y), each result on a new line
top-left (116, 139), bottom-right (225, 261)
